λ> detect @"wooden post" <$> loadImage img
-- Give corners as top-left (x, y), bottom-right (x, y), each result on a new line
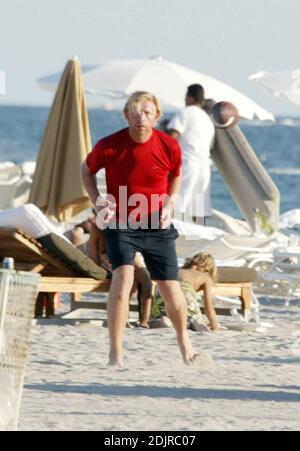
top-left (71, 292), bottom-right (82, 311)
top-left (240, 287), bottom-right (252, 317)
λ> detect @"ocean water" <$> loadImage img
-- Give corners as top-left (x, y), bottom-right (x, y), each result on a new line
top-left (0, 105), bottom-right (299, 217)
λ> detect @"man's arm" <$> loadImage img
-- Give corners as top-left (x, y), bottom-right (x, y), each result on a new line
top-left (81, 161), bottom-right (100, 207)
top-left (168, 173), bottom-right (182, 206)
top-left (160, 173), bottom-right (182, 228)
top-left (81, 161), bottom-right (116, 228)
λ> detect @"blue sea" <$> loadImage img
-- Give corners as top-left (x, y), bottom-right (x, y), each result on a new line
top-left (0, 105), bottom-right (299, 218)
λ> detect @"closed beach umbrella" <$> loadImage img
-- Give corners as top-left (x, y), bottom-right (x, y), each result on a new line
top-left (38, 57), bottom-right (274, 121)
top-left (249, 70), bottom-right (300, 106)
top-left (212, 126), bottom-right (280, 232)
top-left (30, 58), bottom-right (92, 222)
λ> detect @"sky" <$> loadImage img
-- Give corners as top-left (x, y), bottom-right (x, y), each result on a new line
top-left (0, 0), bottom-right (300, 115)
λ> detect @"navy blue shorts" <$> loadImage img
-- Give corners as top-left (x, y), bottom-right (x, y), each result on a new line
top-left (103, 224), bottom-right (179, 281)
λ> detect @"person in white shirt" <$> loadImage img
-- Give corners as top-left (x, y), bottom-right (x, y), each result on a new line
top-left (167, 84), bottom-right (215, 225)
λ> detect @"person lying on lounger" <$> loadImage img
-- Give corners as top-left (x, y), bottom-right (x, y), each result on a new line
top-left (151, 253), bottom-right (220, 332)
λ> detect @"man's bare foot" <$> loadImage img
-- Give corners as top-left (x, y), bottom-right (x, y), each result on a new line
top-left (178, 332), bottom-right (198, 364)
top-left (190, 351), bottom-right (216, 369)
top-left (183, 349), bottom-right (215, 369)
top-left (108, 352), bottom-right (124, 368)
top-left (108, 358), bottom-right (124, 368)
top-left (178, 333), bottom-right (215, 368)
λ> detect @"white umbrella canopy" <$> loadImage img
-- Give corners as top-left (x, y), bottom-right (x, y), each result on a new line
top-left (249, 70), bottom-right (300, 106)
top-left (38, 65), bottom-right (98, 94)
top-left (37, 57), bottom-right (274, 121)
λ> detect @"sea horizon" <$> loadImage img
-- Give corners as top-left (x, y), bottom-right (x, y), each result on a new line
top-left (0, 102), bottom-right (299, 118)
top-left (0, 104), bottom-right (299, 217)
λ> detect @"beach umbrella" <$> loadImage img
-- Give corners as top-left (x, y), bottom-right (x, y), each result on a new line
top-left (0, 70), bottom-right (5, 95)
top-left (37, 57), bottom-right (275, 121)
top-left (249, 70), bottom-right (300, 106)
top-left (37, 65), bottom-right (97, 93)
top-left (30, 58), bottom-right (92, 222)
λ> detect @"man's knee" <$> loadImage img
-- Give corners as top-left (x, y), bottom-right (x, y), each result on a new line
top-left (112, 265), bottom-right (135, 295)
top-left (155, 280), bottom-right (181, 298)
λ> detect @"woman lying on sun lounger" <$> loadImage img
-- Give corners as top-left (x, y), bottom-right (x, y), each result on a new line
top-left (151, 253), bottom-right (220, 332)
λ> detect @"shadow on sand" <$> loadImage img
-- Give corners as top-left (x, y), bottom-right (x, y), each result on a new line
top-left (24, 383), bottom-right (300, 403)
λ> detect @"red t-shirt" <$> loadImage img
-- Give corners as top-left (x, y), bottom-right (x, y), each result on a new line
top-left (86, 128), bottom-right (182, 224)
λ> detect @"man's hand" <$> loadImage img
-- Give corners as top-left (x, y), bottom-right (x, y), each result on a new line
top-left (160, 199), bottom-right (174, 229)
top-left (95, 196), bottom-right (117, 230)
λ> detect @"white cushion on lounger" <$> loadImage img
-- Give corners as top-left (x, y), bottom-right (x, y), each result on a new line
top-left (0, 204), bottom-right (67, 239)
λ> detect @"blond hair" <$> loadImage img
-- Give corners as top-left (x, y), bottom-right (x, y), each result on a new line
top-left (183, 253), bottom-right (218, 282)
top-left (123, 91), bottom-right (162, 119)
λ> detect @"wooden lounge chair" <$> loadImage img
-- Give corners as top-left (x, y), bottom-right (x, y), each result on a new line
top-left (0, 229), bottom-right (110, 314)
top-left (0, 228), bottom-right (255, 318)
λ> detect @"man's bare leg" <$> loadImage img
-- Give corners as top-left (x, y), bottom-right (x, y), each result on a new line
top-left (107, 265), bottom-right (135, 367)
top-left (155, 280), bottom-right (199, 364)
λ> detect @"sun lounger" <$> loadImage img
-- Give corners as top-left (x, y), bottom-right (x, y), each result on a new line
top-left (255, 246), bottom-right (300, 306)
top-left (212, 266), bottom-right (258, 321)
top-left (176, 231), bottom-right (277, 265)
top-left (0, 229), bottom-right (110, 312)
top-left (0, 228), bottom-right (257, 319)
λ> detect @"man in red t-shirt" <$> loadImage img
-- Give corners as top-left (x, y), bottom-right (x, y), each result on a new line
top-left (81, 91), bottom-right (200, 367)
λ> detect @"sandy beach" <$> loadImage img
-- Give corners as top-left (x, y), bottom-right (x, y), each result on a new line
top-left (19, 296), bottom-right (300, 432)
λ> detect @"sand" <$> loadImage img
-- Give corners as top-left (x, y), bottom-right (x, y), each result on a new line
top-left (19, 297), bottom-right (300, 431)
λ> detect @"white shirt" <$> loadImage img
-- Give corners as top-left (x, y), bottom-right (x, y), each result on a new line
top-left (167, 105), bottom-right (215, 161)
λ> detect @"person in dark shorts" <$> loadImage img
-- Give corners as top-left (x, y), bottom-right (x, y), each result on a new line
top-left (89, 225), bottom-right (153, 328)
top-left (81, 91), bottom-right (206, 367)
